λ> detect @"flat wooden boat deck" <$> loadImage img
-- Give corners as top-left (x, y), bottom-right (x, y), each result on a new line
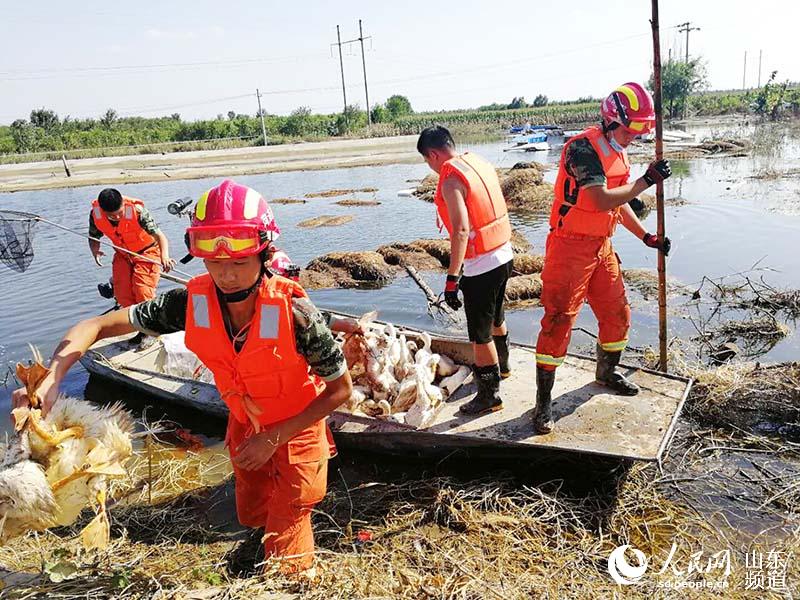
top-left (81, 330), bottom-right (691, 462)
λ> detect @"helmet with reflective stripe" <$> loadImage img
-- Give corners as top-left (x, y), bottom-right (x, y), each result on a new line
top-left (600, 82), bottom-right (655, 135)
top-left (187, 179), bottom-right (280, 259)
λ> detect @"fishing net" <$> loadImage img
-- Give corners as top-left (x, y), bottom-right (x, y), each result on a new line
top-left (0, 210), bottom-right (38, 273)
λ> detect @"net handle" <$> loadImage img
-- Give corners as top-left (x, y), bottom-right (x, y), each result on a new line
top-left (29, 214), bottom-right (192, 285)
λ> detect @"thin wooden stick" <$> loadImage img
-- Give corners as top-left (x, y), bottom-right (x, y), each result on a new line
top-left (404, 265), bottom-right (457, 319)
top-left (651, 0), bottom-right (668, 372)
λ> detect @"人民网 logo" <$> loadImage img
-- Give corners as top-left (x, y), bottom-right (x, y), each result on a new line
top-left (608, 544), bottom-right (649, 585)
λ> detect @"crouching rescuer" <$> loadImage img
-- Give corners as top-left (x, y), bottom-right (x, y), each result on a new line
top-left (27, 179), bottom-right (352, 574)
top-left (417, 125), bottom-right (514, 416)
top-left (533, 82), bottom-right (672, 434)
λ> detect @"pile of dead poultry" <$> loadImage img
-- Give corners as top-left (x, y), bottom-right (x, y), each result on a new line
top-left (0, 348), bottom-right (133, 548)
top-left (340, 313), bottom-right (470, 429)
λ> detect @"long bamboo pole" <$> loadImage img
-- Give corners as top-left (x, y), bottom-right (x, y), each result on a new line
top-left (651, 0), bottom-right (668, 371)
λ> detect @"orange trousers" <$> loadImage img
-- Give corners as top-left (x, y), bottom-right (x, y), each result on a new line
top-left (111, 245), bottom-right (161, 307)
top-left (226, 417), bottom-right (330, 574)
top-left (536, 233), bottom-right (630, 369)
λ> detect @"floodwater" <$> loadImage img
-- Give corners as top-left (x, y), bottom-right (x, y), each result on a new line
top-left (1, 118), bottom-right (799, 421)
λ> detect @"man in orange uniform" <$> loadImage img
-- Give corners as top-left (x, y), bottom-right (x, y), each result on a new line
top-left (18, 180), bottom-right (352, 574)
top-left (417, 125), bottom-right (514, 415)
top-left (89, 188), bottom-right (175, 309)
top-left (533, 83), bottom-right (672, 434)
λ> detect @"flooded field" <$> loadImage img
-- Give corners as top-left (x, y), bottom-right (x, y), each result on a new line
top-left (0, 117), bottom-right (798, 597)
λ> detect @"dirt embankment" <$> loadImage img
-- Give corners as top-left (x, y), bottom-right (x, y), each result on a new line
top-left (0, 136), bottom-right (420, 193)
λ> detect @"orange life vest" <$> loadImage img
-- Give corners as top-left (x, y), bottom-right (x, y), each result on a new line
top-left (91, 197), bottom-right (156, 253)
top-left (434, 152), bottom-right (512, 259)
top-left (184, 273), bottom-right (325, 430)
top-left (549, 125), bottom-right (630, 238)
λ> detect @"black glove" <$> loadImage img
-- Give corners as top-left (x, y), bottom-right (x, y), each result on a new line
top-left (642, 159), bottom-right (672, 186)
top-left (443, 274), bottom-right (462, 310)
top-left (643, 232), bottom-right (671, 256)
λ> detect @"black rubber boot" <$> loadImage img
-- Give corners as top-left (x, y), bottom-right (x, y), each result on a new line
top-left (493, 334), bottom-right (511, 379)
top-left (533, 367), bottom-right (555, 434)
top-left (595, 344), bottom-right (639, 396)
top-left (459, 365), bottom-right (503, 416)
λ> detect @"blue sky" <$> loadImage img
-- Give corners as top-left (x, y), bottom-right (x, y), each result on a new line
top-left (1, 0), bottom-right (797, 123)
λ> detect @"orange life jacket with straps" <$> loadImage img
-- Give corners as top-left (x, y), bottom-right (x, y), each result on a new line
top-left (184, 273), bottom-right (325, 431)
top-left (91, 197), bottom-right (156, 253)
top-left (434, 152), bottom-right (512, 259)
top-left (549, 125), bottom-right (630, 238)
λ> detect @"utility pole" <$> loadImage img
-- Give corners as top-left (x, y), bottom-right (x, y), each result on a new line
top-left (333, 26), bottom-right (348, 116)
top-left (358, 19), bottom-right (372, 127)
top-left (255, 89), bottom-right (268, 146)
top-left (743, 51), bottom-right (747, 89)
top-left (332, 23), bottom-right (373, 128)
top-left (677, 21), bottom-right (700, 63)
top-left (758, 49), bottom-right (763, 87)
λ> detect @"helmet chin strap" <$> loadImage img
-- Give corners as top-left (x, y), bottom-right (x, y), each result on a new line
top-left (218, 273), bottom-right (263, 304)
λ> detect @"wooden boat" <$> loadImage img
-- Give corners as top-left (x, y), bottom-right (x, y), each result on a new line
top-left (79, 314), bottom-right (691, 463)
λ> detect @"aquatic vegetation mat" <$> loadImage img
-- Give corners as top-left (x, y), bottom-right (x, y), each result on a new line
top-left (305, 188), bottom-right (378, 199)
top-left (271, 197), bottom-right (308, 204)
top-left (686, 361), bottom-right (800, 434)
top-left (303, 251), bottom-right (396, 289)
top-left (335, 199), bottom-right (381, 206)
top-left (297, 215), bottom-right (354, 228)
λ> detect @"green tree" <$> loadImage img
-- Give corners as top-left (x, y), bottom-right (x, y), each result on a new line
top-left (10, 119), bottom-right (35, 152)
top-left (370, 104), bottom-right (388, 123)
top-left (385, 95), bottom-right (413, 118)
top-left (279, 106), bottom-right (313, 136)
top-left (753, 71), bottom-right (790, 120)
top-left (100, 109), bottom-right (117, 129)
top-left (335, 104), bottom-right (367, 135)
top-left (508, 96), bottom-right (528, 109)
top-left (227, 110), bottom-right (236, 120)
top-left (649, 58), bottom-right (707, 119)
top-left (29, 108), bottom-right (59, 132)
top-left (533, 94), bottom-right (548, 107)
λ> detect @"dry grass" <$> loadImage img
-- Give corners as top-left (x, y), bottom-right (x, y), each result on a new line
top-left (297, 215), bottom-right (354, 228)
top-left (304, 251), bottom-right (396, 289)
top-left (412, 174), bottom-right (438, 203)
top-left (500, 170), bottom-right (554, 212)
top-left (510, 229), bottom-right (532, 254)
top-left (512, 254), bottom-right (544, 275)
top-left (376, 242), bottom-right (445, 271)
top-left (622, 268), bottom-right (687, 301)
top-left (505, 273), bottom-right (543, 306)
top-left (305, 188), bottom-right (378, 199)
top-left (334, 199), bottom-right (381, 206)
top-left (2, 456), bottom-right (796, 599)
top-left (271, 198), bottom-right (308, 205)
top-left (685, 361), bottom-right (800, 434)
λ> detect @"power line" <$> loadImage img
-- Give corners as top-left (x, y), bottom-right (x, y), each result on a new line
top-left (2, 30), bottom-right (671, 122)
top-left (0, 52), bottom-right (327, 81)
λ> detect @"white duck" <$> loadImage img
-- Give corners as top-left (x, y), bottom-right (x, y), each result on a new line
top-left (1, 349), bottom-right (134, 548)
